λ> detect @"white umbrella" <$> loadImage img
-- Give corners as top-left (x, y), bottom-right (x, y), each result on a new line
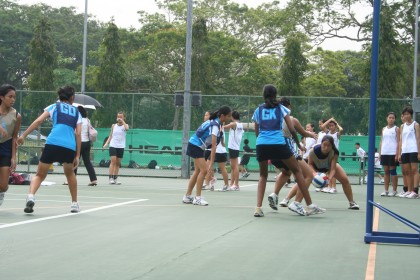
top-left (72, 102), bottom-right (96, 110)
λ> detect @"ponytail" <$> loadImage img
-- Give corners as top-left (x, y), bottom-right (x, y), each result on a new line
top-left (263, 84), bottom-right (279, 108)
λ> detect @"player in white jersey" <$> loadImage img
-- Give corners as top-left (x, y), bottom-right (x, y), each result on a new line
top-left (379, 112), bottom-right (400, 197)
top-left (316, 118), bottom-right (328, 145)
top-left (398, 106), bottom-right (420, 198)
top-left (302, 123), bottom-right (316, 162)
top-left (103, 112), bottom-right (129, 185)
top-left (223, 111), bottom-right (244, 190)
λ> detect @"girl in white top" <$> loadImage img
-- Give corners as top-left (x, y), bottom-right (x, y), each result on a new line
top-left (321, 117), bottom-right (343, 193)
top-left (316, 118), bottom-right (328, 145)
top-left (223, 111), bottom-right (244, 190)
top-left (398, 106), bottom-right (420, 198)
top-left (103, 112), bottom-right (129, 185)
top-left (75, 106), bottom-right (97, 186)
top-left (302, 123), bottom-right (316, 161)
top-left (379, 112), bottom-right (400, 196)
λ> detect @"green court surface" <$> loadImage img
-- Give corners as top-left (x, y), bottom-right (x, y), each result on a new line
top-left (0, 175), bottom-right (418, 280)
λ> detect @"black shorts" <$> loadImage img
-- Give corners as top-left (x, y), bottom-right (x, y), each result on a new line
top-left (187, 143), bottom-right (205, 159)
top-left (401, 152), bottom-right (418, 164)
top-left (215, 153), bottom-right (227, 163)
top-left (380, 154), bottom-right (397, 166)
top-left (0, 157), bottom-right (11, 167)
top-left (240, 155), bottom-right (250, 165)
top-left (109, 147), bottom-right (125, 159)
top-left (270, 159), bottom-right (290, 171)
top-left (228, 149), bottom-right (240, 159)
top-left (256, 144), bottom-right (294, 162)
top-left (204, 150), bottom-right (227, 163)
top-left (40, 144), bottom-right (76, 164)
top-left (314, 167), bottom-right (329, 173)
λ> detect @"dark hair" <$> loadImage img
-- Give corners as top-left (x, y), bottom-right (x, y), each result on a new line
top-left (57, 86), bottom-right (75, 101)
top-left (320, 118), bottom-right (328, 123)
top-left (280, 97), bottom-right (291, 107)
top-left (0, 84), bottom-right (16, 105)
top-left (263, 84), bottom-right (279, 108)
top-left (244, 139), bottom-right (249, 144)
top-left (355, 142), bottom-right (360, 146)
top-left (232, 110), bottom-right (240, 120)
top-left (402, 106), bottom-right (413, 116)
top-left (329, 120), bottom-right (337, 126)
top-left (78, 106), bottom-right (87, 118)
top-left (209, 106), bottom-right (232, 120)
top-left (321, 135), bottom-right (339, 155)
top-left (307, 123), bottom-right (314, 129)
top-left (387, 112), bottom-right (396, 118)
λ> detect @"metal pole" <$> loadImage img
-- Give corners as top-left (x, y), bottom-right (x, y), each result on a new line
top-left (81, 0), bottom-right (88, 93)
top-left (414, 0), bottom-right (419, 99)
top-left (365, 0), bottom-right (381, 242)
top-left (181, 0), bottom-right (193, 178)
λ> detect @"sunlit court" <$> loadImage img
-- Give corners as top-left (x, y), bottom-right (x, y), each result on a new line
top-left (0, 174), bottom-right (418, 280)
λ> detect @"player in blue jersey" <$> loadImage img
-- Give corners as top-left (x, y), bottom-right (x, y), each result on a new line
top-left (18, 86), bottom-right (82, 214)
top-left (0, 84), bottom-right (22, 207)
top-left (183, 106), bottom-right (232, 206)
top-left (252, 85), bottom-right (321, 217)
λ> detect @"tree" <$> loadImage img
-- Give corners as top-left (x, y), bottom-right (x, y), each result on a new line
top-left (279, 34), bottom-right (308, 96)
top-left (94, 22), bottom-right (127, 126)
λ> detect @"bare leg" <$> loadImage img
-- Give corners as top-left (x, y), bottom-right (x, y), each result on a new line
top-left (282, 156), bottom-right (312, 206)
top-left (383, 166), bottom-right (390, 192)
top-left (63, 162), bottom-right (77, 202)
top-left (256, 160), bottom-right (268, 207)
top-left (273, 170), bottom-right (291, 195)
top-left (28, 162), bottom-right (50, 195)
top-left (335, 164), bottom-right (355, 203)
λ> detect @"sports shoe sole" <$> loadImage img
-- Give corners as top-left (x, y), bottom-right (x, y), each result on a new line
top-left (24, 200), bottom-right (35, 213)
top-left (71, 208), bottom-right (80, 213)
top-left (288, 205), bottom-right (306, 216)
top-left (267, 196), bottom-right (278, 211)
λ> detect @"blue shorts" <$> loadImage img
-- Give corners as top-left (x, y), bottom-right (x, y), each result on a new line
top-left (256, 144), bottom-right (294, 162)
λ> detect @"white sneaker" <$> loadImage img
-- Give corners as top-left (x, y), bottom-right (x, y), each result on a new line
top-left (322, 187), bottom-right (331, 193)
top-left (24, 195), bottom-right (35, 213)
top-left (182, 195), bottom-right (194, 204)
top-left (288, 201), bottom-right (306, 216)
top-left (268, 193), bottom-right (278, 210)
top-left (315, 188), bottom-right (321, 192)
top-left (406, 192), bottom-right (419, 199)
top-left (398, 191), bottom-right (410, 198)
top-left (70, 201), bottom-right (80, 213)
top-left (306, 204), bottom-right (326, 216)
top-left (387, 191), bottom-right (397, 197)
top-left (114, 180), bottom-right (121, 185)
top-left (380, 191), bottom-right (388, 197)
top-left (218, 185), bottom-right (229, 192)
top-left (279, 198), bottom-right (289, 207)
top-left (254, 207), bottom-right (264, 217)
top-left (193, 197), bottom-right (208, 206)
top-left (229, 185), bottom-right (240, 191)
top-left (380, 179), bottom-right (384, 183)
top-left (329, 188), bottom-right (337, 194)
top-left (349, 201), bottom-right (360, 210)
top-left (0, 192), bottom-right (4, 206)
top-left (109, 178), bottom-right (115, 184)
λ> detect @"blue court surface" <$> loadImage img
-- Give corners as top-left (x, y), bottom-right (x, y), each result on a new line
top-left (0, 174), bottom-right (418, 280)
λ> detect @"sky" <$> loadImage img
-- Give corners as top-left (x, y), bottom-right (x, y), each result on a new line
top-left (16, 0), bottom-right (370, 51)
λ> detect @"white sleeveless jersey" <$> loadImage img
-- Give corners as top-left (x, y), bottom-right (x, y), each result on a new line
top-left (381, 126), bottom-right (398, 155)
top-left (327, 131), bottom-right (340, 150)
top-left (303, 137), bottom-right (316, 159)
top-left (316, 131), bottom-right (327, 144)
top-left (110, 124), bottom-right (127, 148)
top-left (228, 122), bottom-right (244, 150)
top-left (401, 121), bottom-right (418, 154)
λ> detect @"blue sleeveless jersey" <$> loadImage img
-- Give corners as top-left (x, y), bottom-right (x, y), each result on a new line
top-left (252, 104), bottom-right (290, 145)
top-left (189, 118), bottom-right (222, 148)
top-left (45, 102), bottom-right (82, 151)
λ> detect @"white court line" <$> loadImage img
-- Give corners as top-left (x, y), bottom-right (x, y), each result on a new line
top-left (6, 193), bottom-right (141, 200)
top-left (0, 198), bottom-right (148, 230)
top-left (5, 199), bottom-right (109, 204)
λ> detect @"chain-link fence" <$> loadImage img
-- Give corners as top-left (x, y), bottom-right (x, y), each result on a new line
top-left (14, 90), bottom-right (409, 182)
